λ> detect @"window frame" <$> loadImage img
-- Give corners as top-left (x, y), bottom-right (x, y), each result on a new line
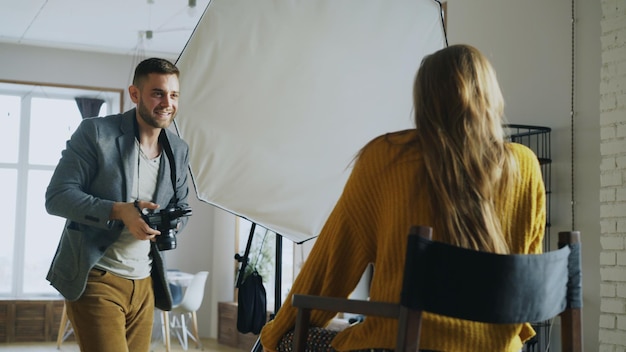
top-left (0, 79), bottom-right (123, 299)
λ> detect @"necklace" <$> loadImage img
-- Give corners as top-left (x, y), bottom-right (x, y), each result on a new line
top-left (136, 140), bottom-right (160, 162)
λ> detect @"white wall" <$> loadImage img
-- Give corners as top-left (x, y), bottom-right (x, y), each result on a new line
top-left (0, 0), bottom-right (604, 347)
top-left (445, 1), bottom-right (601, 350)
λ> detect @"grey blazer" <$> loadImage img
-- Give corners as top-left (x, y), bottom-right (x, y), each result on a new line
top-left (45, 108), bottom-right (190, 311)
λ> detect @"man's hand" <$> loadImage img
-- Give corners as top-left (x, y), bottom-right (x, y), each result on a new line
top-left (111, 200), bottom-right (160, 241)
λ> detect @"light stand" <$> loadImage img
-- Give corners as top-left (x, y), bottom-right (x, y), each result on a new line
top-left (235, 223), bottom-right (284, 352)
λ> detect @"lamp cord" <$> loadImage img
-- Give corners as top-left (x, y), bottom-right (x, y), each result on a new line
top-left (570, 0), bottom-right (576, 231)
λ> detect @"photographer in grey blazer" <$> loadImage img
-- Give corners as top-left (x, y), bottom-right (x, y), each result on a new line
top-left (45, 58), bottom-right (190, 352)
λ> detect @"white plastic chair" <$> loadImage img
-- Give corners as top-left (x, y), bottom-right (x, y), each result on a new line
top-left (161, 271), bottom-right (209, 351)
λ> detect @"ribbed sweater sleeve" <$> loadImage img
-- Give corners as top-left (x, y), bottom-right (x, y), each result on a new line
top-left (259, 136), bottom-right (381, 350)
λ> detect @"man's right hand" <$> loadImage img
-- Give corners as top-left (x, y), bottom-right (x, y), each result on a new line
top-left (111, 201), bottom-right (161, 241)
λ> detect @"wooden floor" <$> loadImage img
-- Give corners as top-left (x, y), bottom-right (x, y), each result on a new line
top-left (0, 338), bottom-right (244, 352)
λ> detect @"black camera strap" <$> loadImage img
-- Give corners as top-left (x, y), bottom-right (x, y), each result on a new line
top-left (158, 130), bottom-right (178, 204)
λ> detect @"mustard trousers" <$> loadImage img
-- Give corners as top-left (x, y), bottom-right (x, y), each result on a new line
top-left (65, 268), bottom-right (155, 352)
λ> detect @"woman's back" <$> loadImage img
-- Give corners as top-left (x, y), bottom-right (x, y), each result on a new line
top-left (326, 130), bottom-right (545, 351)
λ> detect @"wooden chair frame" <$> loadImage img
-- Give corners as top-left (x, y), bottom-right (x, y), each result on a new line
top-left (292, 226), bottom-right (582, 352)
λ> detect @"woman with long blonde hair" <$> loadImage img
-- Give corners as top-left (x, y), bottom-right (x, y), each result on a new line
top-left (414, 44), bottom-right (515, 254)
top-left (261, 44), bottom-right (546, 351)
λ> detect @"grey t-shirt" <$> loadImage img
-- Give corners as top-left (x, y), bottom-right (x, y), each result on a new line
top-left (95, 143), bottom-right (160, 279)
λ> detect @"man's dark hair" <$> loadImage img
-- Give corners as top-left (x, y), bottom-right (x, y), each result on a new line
top-left (132, 58), bottom-right (180, 86)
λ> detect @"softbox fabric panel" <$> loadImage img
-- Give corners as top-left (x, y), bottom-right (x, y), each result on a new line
top-left (175, 0), bottom-right (446, 243)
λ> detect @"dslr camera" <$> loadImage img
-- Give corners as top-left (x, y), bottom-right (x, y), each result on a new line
top-left (142, 206), bottom-right (192, 251)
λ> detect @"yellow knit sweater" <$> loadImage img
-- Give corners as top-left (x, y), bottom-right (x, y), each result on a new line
top-left (260, 129), bottom-right (546, 352)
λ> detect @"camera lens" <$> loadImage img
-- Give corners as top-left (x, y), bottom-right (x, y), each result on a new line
top-left (156, 230), bottom-right (177, 251)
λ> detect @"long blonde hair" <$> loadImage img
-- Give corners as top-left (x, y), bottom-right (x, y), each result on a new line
top-left (413, 44), bottom-right (515, 253)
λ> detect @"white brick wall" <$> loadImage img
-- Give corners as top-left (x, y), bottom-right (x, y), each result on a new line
top-left (600, 0), bottom-right (626, 350)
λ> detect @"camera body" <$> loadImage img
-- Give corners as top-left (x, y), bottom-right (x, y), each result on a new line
top-left (142, 206), bottom-right (192, 251)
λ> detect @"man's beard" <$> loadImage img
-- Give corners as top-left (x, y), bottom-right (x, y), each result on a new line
top-left (137, 100), bottom-right (175, 129)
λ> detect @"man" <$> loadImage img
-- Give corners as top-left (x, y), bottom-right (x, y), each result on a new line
top-left (46, 57), bottom-right (190, 352)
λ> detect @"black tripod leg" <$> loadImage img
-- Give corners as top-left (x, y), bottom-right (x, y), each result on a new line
top-left (275, 234), bottom-right (283, 313)
top-left (252, 337), bottom-right (264, 352)
top-left (250, 233), bottom-right (284, 352)
top-left (235, 223), bottom-right (256, 288)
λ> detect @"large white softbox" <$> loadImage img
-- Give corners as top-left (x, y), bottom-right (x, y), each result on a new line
top-left (175, 0), bottom-right (446, 243)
